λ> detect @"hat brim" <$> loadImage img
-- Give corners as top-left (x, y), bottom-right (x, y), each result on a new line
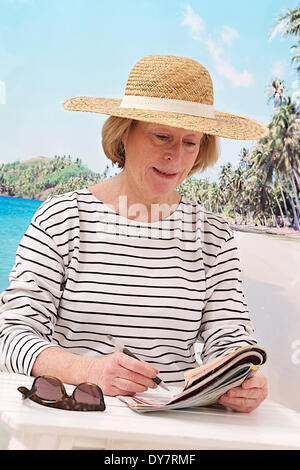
top-left (62, 96), bottom-right (269, 140)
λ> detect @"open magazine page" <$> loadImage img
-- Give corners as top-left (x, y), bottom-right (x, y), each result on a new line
top-left (117, 345), bottom-right (267, 413)
top-left (184, 345), bottom-right (267, 389)
top-left (117, 385), bottom-right (180, 412)
top-left (118, 363), bottom-right (254, 413)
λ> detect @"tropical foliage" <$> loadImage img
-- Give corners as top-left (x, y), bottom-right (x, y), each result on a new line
top-left (0, 155), bottom-right (109, 200)
top-left (270, 3), bottom-right (300, 76)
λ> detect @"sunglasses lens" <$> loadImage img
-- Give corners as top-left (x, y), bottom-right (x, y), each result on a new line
top-left (74, 383), bottom-right (101, 405)
top-left (35, 376), bottom-right (63, 401)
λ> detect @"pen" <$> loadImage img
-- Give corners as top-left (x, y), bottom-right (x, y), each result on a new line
top-left (106, 335), bottom-right (170, 392)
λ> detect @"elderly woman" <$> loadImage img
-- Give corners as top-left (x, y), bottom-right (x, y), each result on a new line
top-left (0, 55), bottom-right (268, 412)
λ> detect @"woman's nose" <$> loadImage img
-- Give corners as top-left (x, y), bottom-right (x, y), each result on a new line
top-left (164, 140), bottom-right (182, 160)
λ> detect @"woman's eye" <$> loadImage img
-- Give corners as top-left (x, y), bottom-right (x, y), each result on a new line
top-left (155, 135), bottom-right (196, 146)
top-left (156, 134), bottom-right (168, 140)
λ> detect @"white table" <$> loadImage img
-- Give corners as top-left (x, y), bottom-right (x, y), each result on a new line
top-left (0, 372), bottom-right (300, 450)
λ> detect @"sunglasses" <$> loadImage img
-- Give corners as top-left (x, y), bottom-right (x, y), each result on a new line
top-left (18, 375), bottom-right (106, 412)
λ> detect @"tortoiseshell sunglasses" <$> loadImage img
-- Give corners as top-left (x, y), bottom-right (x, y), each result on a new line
top-left (18, 375), bottom-right (106, 412)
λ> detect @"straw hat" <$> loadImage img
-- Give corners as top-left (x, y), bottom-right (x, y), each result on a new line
top-left (62, 55), bottom-right (269, 140)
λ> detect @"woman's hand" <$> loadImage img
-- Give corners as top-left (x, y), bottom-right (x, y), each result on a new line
top-left (31, 346), bottom-right (159, 397)
top-left (218, 372), bottom-right (268, 413)
top-left (88, 352), bottom-right (160, 396)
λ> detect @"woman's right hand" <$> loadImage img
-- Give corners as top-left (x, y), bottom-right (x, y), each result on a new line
top-left (87, 352), bottom-right (160, 396)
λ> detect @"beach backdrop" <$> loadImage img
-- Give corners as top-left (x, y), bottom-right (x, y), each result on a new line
top-left (0, 0), bottom-right (299, 447)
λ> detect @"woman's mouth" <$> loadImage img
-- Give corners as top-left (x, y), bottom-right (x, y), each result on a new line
top-left (152, 167), bottom-right (178, 179)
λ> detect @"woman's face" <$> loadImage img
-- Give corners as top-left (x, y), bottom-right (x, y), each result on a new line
top-left (122, 121), bottom-right (203, 199)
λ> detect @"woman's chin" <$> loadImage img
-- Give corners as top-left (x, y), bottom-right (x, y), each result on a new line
top-left (147, 184), bottom-right (177, 199)
top-left (147, 174), bottom-right (180, 196)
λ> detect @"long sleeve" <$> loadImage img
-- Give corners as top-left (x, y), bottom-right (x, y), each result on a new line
top-left (0, 208), bottom-right (66, 375)
top-left (199, 226), bottom-right (257, 364)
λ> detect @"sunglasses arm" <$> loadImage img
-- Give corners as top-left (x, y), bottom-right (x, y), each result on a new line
top-left (18, 386), bottom-right (37, 400)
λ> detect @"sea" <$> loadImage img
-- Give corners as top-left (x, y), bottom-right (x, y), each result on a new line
top-left (0, 195), bottom-right (44, 292)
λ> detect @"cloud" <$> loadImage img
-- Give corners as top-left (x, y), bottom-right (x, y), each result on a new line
top-left (221, 25), bottom-right (239, 45)
top-left (271, 60), bottom-right (286, 77)
top-left (181, 4), bottom-right (205, 40)
top-left (206, 37), bottom-right (253, 87)
top-left (182, 5), bottom-right (253, 88)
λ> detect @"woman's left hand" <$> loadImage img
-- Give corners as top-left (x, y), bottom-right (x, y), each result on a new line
top-left (218, 372), bottom-right (268, 413)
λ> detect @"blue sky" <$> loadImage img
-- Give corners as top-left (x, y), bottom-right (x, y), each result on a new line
top-left (0, 0), bottom-right (298, 182)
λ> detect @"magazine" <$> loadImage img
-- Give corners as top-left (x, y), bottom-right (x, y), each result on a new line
top-left (117, 345), bottom-right (267, 413)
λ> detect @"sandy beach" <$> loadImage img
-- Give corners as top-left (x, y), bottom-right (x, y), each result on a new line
top-left (233, 229), bottom-right (300, 413)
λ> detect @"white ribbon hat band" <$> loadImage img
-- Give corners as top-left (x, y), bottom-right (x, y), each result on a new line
top-left (120, 95), bottom-right (216, 119)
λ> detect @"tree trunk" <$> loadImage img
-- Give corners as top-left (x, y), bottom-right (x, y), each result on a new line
top-left (288, 193), bottom-right (300, 230)
top-left (263, 213), bottom-right (267, 226)
top-left (273, 192), bottom-right (285, 221)
top-left (208, 195), bottom-right (212, 212)
top-left (292, 167), bottom-right (300, 191)
top-left (277, 172), bottom-right (292, 225)
top-left (283, 174), bottom-right (300, 230)
top-left (270, 207), bottom-right (278, 227)
top-left (288, 192), bottom-right (300, 230)
top-left (289, 172), bottom-right (300, 218)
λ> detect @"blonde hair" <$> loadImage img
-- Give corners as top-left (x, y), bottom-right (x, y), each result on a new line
top-left (101, 116), bottom-right (219, 176)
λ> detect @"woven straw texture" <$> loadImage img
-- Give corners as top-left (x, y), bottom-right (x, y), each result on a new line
top-left (62, 55), bottom-right (269, 140)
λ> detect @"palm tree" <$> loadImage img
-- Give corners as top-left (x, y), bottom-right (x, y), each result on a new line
top-left (276, 5), bottom-right (300, 37)
top-left (236, 148), bottom-right (260, 224)
top-left (219, 163), bottom-right (238, 221)
top-left (252, 99), bottom-right (300, 230)
top-left (272, 100), bottom-right (300, 227)
top-left (210, 182), bottom-right (224, 214)
top-left (291, 38), bottom-right (300, 75)
top-left (266, 78), bottom-right (288, 107)
top-left (198, 178), bottom-right (213, 211)
top-left (270, 4), bottom-right (300, 74)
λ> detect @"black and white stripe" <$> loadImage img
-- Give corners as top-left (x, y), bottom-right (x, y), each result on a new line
top-left (0, 188), bottom-right (256, 384)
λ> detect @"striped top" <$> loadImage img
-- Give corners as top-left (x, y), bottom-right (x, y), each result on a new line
top-left (0, 187), bottom-right (256, 384)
